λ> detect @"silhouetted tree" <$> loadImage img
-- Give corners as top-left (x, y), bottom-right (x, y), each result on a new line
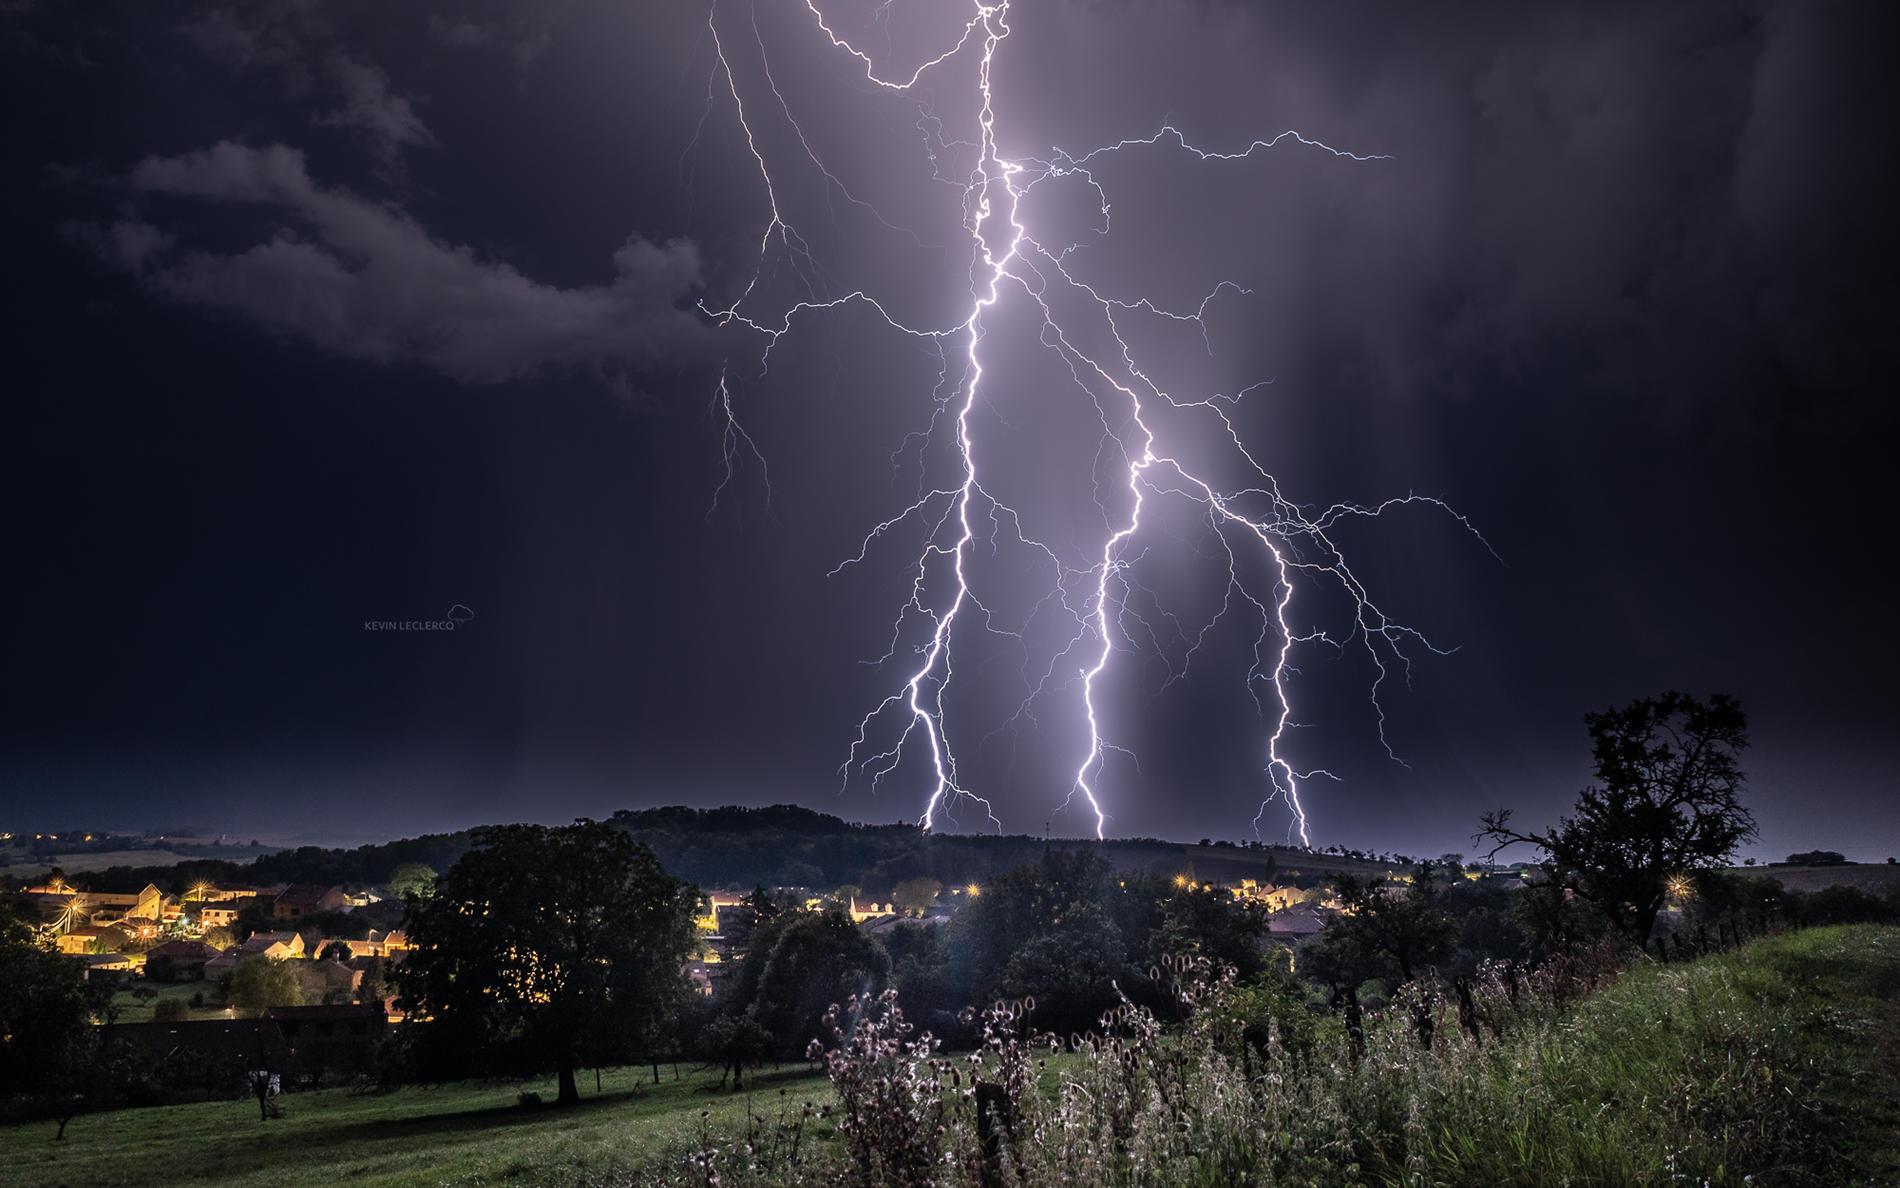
top-left (1482, 691), bottom-right (1755, 947)
top-left (1151, 882), bottom-right (1271, 981)
top-left (0, 913), bottom-right (123, 1137)
top-left (952, 850), bottom-right (1151, 1034)
top-left (1785, 850), bottom-right (1847, 866)
top-left (1324, 863), bottom-right (1460, 984)
top-left (395, 820), bottom-right (701, 1105)
top-left (749, 907), bottom-right (890, 1059)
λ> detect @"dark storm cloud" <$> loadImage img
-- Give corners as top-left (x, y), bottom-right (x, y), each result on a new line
top-left (67, 1), bottom-right (715, 383)
top-left (1010, 0), bottom-right (1894, 424)
top-left (1, 0), bottom-right (1893, 858)
top-left (88, 141), bottom-right (709, 383)
top-left (182, 5), bottom-right (439, 162)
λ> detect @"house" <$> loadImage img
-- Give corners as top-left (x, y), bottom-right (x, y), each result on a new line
top-left (84, 952), bottom-right (140, 978)
top-left (341, 954), bottom-right (388, 982)
top-left (338, 930), bottom-right (410, 960)
top-left (54, 882), bottom-right (173, 918)
top-left (195, 889), bottom-right (270, 928)
top-left (136, 883), bottom-right (172, 922)
top-left (0, 890), bottom-right (79, 928)
top-left (117, 915), bottom-right (165, 941)
top-left (292, 959), bottom-right (362, 1004)
top-left (272, 884), bottom-right (348, 920)
top-left (238, 931), bottom-right (307, 960)
top-left (54, 924), bottom-right (129, 955)
top-left (848, 898), bottom-right (896, 922)
top-left (1264, 906), bottom-right (1331, 946)
top-left (1235, 880), bottom-right (1307, 912)
top-left (197, 902), bottom-right (247, 929)
top-left (697, 891), bottom-right (750, 932)
top-left (205, 931), bottom-right (303, 981)
top-left (144, 939), bottom-right (223, 980)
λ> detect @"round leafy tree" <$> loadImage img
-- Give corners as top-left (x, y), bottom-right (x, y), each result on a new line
top-left (395, 820), bottom-right (701, 1104)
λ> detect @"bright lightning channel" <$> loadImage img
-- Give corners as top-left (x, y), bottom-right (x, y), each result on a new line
top-left (695, 0), bottom-right (1489, 846)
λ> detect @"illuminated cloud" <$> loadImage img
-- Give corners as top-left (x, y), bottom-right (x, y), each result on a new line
top-left (103, 142), bottom-right (709, 383)
top-left (315, 56), bottom-right (438, 161)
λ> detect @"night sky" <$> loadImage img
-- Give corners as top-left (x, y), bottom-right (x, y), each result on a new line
top-left (3, 0), bottom-right (1895, 861)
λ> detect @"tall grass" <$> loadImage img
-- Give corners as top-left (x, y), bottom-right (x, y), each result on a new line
top-left (649, 926), bottom-right (1899, 1187)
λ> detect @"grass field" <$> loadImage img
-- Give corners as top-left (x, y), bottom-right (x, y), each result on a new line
top-left (0, 851), bottom-right (207, 879)
top-left (0, 1063), bottom-right (834, 1188)
top-left (104, 981), bottom-right (223, 1025)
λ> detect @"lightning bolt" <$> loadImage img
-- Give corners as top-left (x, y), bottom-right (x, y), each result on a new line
top-left (693, 0), bottom-right (1491, 846)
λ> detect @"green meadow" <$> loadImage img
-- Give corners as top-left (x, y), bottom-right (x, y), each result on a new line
top-left (0, 1064), bottom-right (834, 1188)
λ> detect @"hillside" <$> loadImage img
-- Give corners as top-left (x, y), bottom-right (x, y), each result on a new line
top-left (1, 806), bottom-right (1423, 898)
top-left (4, 927), bottom-right (1893, 1187)
top-left (248, 804), bottom-right (1420, 895)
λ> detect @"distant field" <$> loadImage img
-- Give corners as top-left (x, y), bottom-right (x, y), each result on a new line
top-left (1756, 862), bottom-right (1900, 893)
top-left (0, 851), bottom-right (220, 878)
top-left (0, 1062), bottom-right (834, 1188)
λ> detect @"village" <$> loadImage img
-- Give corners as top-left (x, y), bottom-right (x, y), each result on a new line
top-left (7, 861), bottom-right (1358, 1006)
top-left (0, 847), bottom-right (1385, 1092)
top-left (684, 878), bottom-right (1342, 992)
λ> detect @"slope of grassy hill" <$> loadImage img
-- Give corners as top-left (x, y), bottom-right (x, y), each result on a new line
top-left (5, 926), bottom-right (1894, 1188)
top-left (0, 1063), bottom-right (834, 1188)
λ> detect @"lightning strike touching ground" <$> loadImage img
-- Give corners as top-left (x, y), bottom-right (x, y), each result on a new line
top-left (695, 0), bottom-right (1490, 845)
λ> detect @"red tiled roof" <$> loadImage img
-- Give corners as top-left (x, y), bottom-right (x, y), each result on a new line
top-left (273, 884), bottom-right (340, 907)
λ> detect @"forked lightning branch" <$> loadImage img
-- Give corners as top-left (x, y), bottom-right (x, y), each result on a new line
top-left (697, 0), bottom-right (1488, 845)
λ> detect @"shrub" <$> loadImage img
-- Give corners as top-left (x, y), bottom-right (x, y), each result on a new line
top-left (151, 997), bottom-right (189, 1022)
top-left (1787, 849), bottom-right (1848, 865)
top-left (227, 956), bottom-right (303, 1014)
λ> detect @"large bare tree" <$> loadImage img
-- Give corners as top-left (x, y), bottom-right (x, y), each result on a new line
top-left (1481, 691), bottom-right (1755, 947)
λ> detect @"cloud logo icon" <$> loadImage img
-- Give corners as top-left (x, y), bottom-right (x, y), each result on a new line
top-left (447, 605), bottom-right (474, 628)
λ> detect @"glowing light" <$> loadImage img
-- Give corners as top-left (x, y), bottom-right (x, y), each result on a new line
top-left (702, 0), bottom-right (1486, 844)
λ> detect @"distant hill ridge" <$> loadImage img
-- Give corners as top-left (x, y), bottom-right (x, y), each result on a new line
top-left (237, 804), bottom-right (1414, 895)
top-left (7, 805), bottom-right (1431, 896)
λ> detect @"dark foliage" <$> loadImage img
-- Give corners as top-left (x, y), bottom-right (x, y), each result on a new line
top-left (1482, 691), bottom-right (1756, 945)
top-left (608, 805), bottom-right (926, 894)
top-left (1785, 850), bottom-right (1848, 866)
top-left (394, 820), bottom-right (701, 1104)
top-left (0, 913), bottom-right (126, 1136)
top-left (1151, 882), bottom-right (1272, 981)
top-left (1324, 863), bottom-right (1461, 985)
top-left (247, 832), bottom-right (475, 889)
top-left (880, 921), bottom-right (955, 1028)
top-left (751, 908), bottom-right (891, 1059)
top-left (1793, 884), bottom-right (1893, 926)
top-left (950, 850), bottom-right (1143, 1037)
